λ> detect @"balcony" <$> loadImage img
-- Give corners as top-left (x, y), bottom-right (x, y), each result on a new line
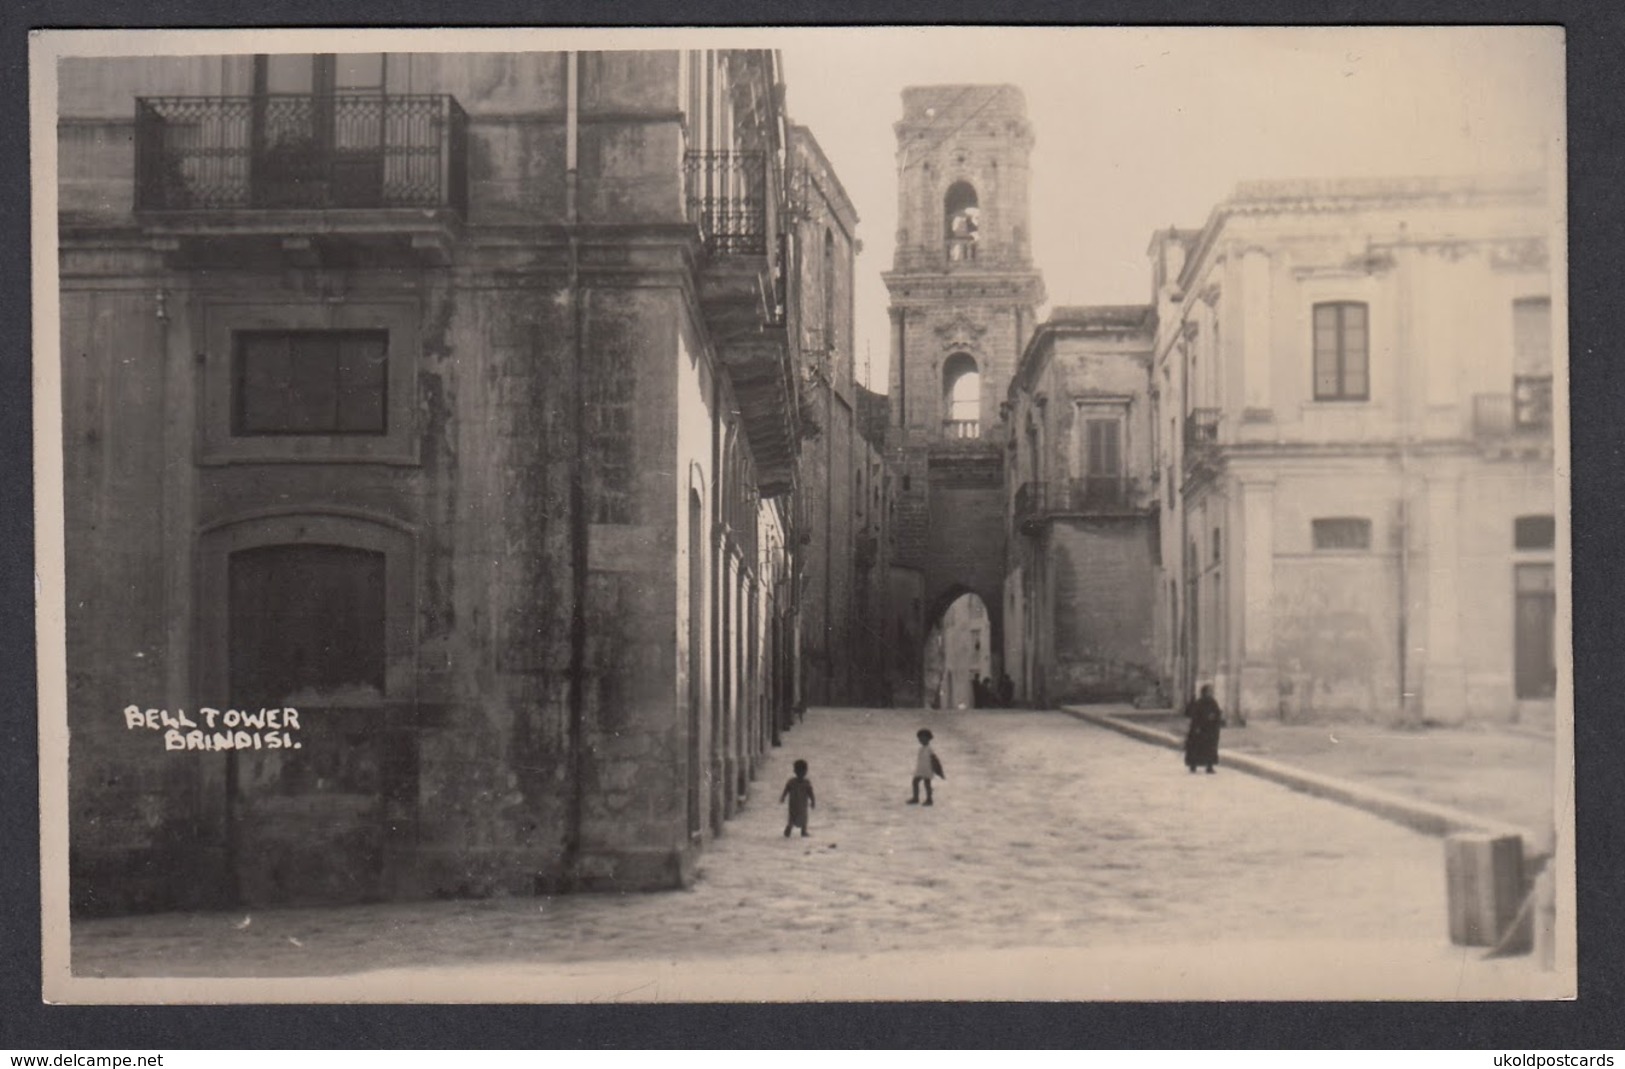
top-left (132, 94), bottom-right (468, 265)
top-left (1183, 407), bottom-right (1222, 482)
top-left (1014, 477), bottom-right (1150, 533)
top-left (685, 151), bottom-right (769, 257)
top-left (685, 150), bottom-right (780, 329)
top-left (136, 94), bottom-right (468, 213)
top-left (942, 419), bottom-right (981, 440)
top-left (684, 150), bottom-right (793, 495)
top-left (1474, 377), bottom-right (1554, 458)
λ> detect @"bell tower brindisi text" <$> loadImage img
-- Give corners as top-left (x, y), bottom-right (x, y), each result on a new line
top-left (884, 85), bottom-right (1046, 706)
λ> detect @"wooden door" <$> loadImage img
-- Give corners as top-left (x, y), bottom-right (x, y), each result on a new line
top-left (227, 543), bottom-right (392, 905)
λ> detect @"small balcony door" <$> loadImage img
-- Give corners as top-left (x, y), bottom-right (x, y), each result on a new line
top-left (1082, 416), bottom-right (1124, 505)
top-left (250, 54), bottom-right (387, 208)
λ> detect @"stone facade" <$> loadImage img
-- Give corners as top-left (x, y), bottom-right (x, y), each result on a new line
top-left (787, 126), bottom-right (895, 709)
top-left (1004, 307), bottom-right (1161, 706)
top-left (57, 49), bottom-right (836, 913)
top-left (882, 85), bottom-right (1045, 705)
top-left (1148, 176), bottom-right (1557, 726)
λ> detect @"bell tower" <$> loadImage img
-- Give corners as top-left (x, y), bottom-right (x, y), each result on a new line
top-left (884, 85), bottom-right (1045, 706)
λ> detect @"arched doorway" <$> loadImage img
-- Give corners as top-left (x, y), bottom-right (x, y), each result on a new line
top-left (922, 590), bottom-right (994, 709)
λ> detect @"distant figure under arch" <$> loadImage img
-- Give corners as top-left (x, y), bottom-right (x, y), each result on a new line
top-left (923, 590), bottom-right (993, 709)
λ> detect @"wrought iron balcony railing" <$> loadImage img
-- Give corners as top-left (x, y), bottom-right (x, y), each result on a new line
top-left (1183, 407), bottom-right (1222, 476)
top-left (134, 94), bottom-right (469, 214)
top-left (1015, 477), bottom-right (1147, 530)
top-left (1475, 377), bottom-right (1554, 437)
top-left (684, 150), bottom-right (768, 257)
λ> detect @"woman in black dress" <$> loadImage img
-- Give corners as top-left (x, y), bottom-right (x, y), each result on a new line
top-left (1184, 683), bottom-right (1223, 774)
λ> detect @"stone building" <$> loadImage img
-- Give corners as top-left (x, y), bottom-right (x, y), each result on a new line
top-left (785, 125), bottom-right (893, 708)
top-left (882, 85), bottom-right (1046, 706)
top-left (55, 49), bottom-right (835, 913)
top-left (849, 403), bottom-right (899, 708)
top-left (1004, 306), bottom-right (1161, 707)
top-left (1148, 175), bottom-right (1556, 726)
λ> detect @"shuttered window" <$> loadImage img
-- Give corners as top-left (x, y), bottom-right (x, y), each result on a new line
top-left (1085, 418), bottom-right (1122, 477)
top-left (1312, 301), bottom-right (1369, 401)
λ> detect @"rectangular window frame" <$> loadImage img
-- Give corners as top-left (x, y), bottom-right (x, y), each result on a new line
top-left (201, 299), bottom-right (420, 467)
top-left (1084, 417), bottom-right (1123, 478)
top-left (1074, 397), bottom-right (1132, 509)
top-left (1311, 516), bottom-right (1373, 552)
top-left (1073, 396), bottom-right (1133, 477)
top-left (1312, 301), bottom-right (1371, 403)
top-left (1513, 561), bottom-right (1557, 700)
top-left (233, 329), bottom-right (390, 437)
top-left (1514, 514), bottom-right (1556, 552)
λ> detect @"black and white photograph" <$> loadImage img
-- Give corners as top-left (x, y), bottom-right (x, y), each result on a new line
top-left (31, 25), bottom-right (1573, 1003)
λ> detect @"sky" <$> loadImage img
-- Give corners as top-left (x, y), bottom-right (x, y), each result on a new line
top-left (776, 27), bottom-right (1565, 391)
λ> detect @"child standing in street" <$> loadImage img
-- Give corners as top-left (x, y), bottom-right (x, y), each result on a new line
top-left (908, 728), bottom-right (945, 805)
top-left (781, 758), bottom-right (815, 837)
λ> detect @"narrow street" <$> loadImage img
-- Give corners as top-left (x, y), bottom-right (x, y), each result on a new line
top-left (695, 706), bottom-right (1451, 951)
top-left (71, 706), bottom-right (1488, 994)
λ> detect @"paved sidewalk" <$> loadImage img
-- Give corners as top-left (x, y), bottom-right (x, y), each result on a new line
top-left (1098, 707), bottom-right (1559, 845)
top-left (63, 708), bottom-right (1564, 1001)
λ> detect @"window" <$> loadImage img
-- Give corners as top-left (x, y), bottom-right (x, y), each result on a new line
top-left (1514, 562), bottom-right (1557, 699)
top-left (1081, 416), bottom-right (1124, 505)
top-left (334, 54), bottom-right (387, 92)
top-left (1513, 297), bottom-right (1553, 429)
top-left (1084, 418), bottom-right (1123, 478)
top-left (258, 52), bottom-right (386, 92)
top-left (1514, 515), bottom-right (1556, 551)
top-left (1312, 301), bottom-right (1370, 401)
top-left (251, 55), bottom-right (391, 210)
top-left (1513, 298), bottom-right (1552, 375)
top-left (1312, 517), bottom-right (1372, 551)
top-left (234, 330), bottom-right (388, 435)
top-left (1212, 527), bottom-right (1222, 564)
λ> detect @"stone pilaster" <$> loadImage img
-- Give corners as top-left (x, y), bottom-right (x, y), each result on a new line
top-left (1237, 478), bottom-right (1278, 721)
top-left (1422, 474), bottom-right (1468, 724)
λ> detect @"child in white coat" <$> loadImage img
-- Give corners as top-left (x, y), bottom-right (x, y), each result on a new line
top-left (907, 728), bottom-right (945, 806)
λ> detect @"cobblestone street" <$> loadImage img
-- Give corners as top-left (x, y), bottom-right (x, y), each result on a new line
top-left (67, 707), bottom-right (1558, 1000)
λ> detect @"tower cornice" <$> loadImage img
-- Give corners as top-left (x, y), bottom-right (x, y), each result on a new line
top-left (883, 269), bottom-right (1046, 308)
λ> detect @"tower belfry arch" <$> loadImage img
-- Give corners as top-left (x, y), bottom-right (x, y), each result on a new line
top-left (884, 85), bottom-right (1046, 706)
